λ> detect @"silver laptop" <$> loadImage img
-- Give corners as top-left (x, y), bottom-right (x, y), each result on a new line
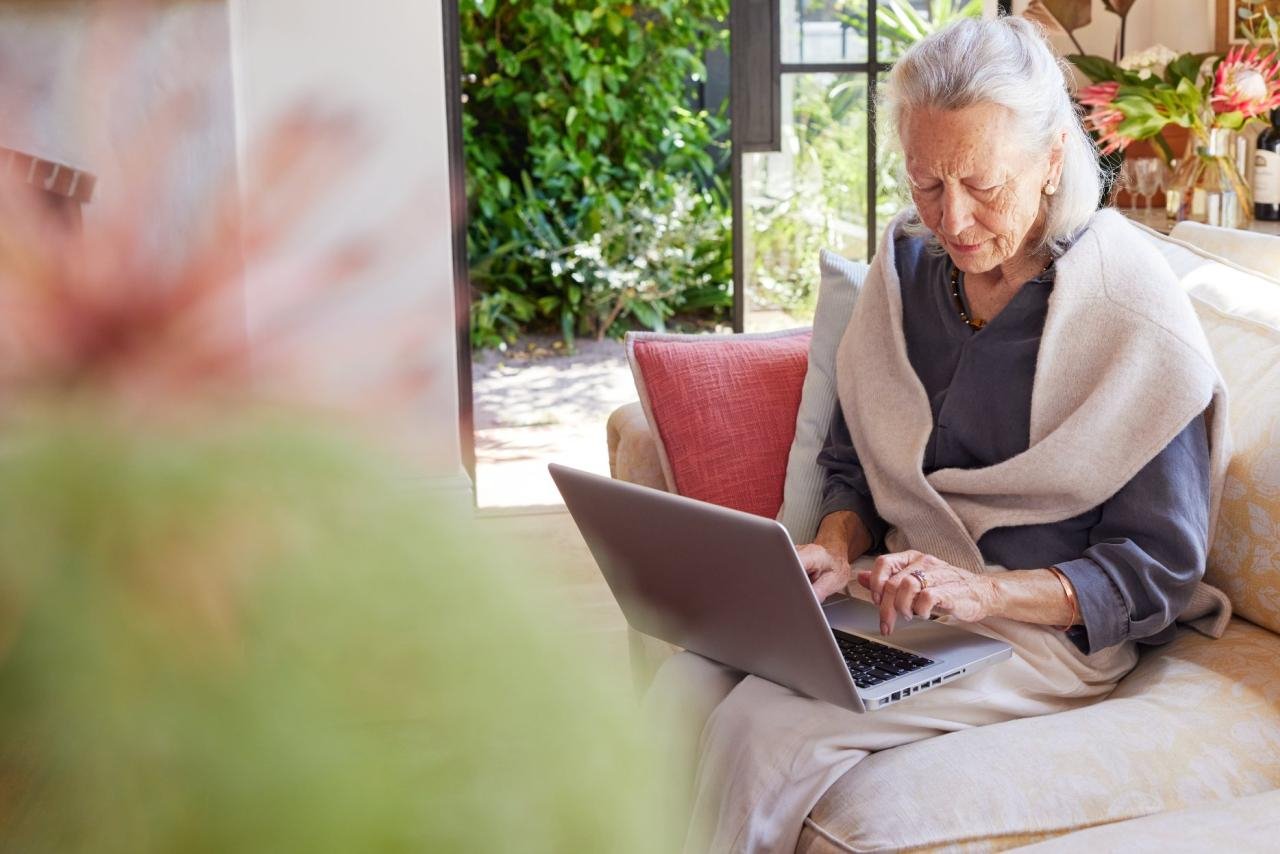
top-left (549, 464), bottom-right (1011, 713)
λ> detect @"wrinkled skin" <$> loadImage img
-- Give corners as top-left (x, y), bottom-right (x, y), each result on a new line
top-left (903, 103), bottom-right (1064, 321)
top-left (797, 104), bottom-right (1076, 634)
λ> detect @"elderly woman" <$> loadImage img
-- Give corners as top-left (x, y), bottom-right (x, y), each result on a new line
top-left (645, 16), bottom-right (1229, 854)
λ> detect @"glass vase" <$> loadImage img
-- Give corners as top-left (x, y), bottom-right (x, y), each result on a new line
top-left (1165, 128), bottom-right (1254, 228)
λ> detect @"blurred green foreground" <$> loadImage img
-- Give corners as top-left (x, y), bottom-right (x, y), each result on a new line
top-left (0, 406), bottom-right (660, 853)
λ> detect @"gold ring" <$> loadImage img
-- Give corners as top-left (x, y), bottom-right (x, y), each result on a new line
top-left (911, 569), bottom-right (928, 589)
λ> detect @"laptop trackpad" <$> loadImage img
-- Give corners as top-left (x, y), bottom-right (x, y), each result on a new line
top-left (820, 596), bottom-right (990, 661)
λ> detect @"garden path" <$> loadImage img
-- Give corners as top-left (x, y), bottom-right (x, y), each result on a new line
top-left (471, 307), bottom-right (800, 508)
top-left (472, 335), bottom-right (636, 508)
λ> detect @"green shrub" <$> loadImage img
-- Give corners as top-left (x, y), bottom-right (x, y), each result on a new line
top-left (461, 1), bottom-right (732, 348)
top-left (748, 75), bottom-right (870, 319)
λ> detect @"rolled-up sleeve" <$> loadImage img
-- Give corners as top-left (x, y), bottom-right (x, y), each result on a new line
top-left (816, 407), bottom-right (890, 552)
top-left (1054, 412), bottom-right (1212, 654)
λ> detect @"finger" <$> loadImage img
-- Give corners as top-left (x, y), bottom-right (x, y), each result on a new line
top-left (795, 545), bottom-right (825, 579)
top-left (883, 554), bottom-right (931, 633)
top-left (856, 570), bottom-right (872, 589)
top-left (812, 573), bottom-right (844, 603)
top-left (893, 567), bottom-right (922, 620)
top-left (912, 588), bottom-right (941, 619)
top-left (869, 551), bottom-right (915, 606)
top-left (879, 569), bottom-right (917, 635)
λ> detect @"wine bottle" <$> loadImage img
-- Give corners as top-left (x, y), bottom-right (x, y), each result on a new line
top-left (1256, 107), bottom-right (1280, 222)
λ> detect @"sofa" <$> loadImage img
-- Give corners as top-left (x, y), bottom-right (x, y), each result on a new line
top-left (606, 217), bottom-right (1280, 852)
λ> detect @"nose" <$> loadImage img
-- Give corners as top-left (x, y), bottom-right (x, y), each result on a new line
top-left (938, 186), bottom-right (975, 239)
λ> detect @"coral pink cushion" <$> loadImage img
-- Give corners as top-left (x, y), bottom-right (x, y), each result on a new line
top-left (626, 330), bottom-right (811, 519)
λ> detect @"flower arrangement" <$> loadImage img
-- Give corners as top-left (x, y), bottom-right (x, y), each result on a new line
top-left (1029, 0), bottom-right (1280, 224)
top-left (1028, 0), bottom-right (1279, 158)
top-left (1073, 47), bottom-right (1280, 162)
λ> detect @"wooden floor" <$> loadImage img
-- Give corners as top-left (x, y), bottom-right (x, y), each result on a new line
top-left (474, 506), bottom-right (631, 667)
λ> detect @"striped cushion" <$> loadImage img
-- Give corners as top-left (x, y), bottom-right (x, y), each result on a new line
top-left (777, 249), bottom-right (868, 542)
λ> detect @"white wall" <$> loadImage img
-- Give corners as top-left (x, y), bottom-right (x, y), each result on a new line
top-left (0, 0), bottom-right (238, 255)
top-left (229, 0), bottom-right (466, 490)
top-left (0, 0), bottom-right (467, 491)
top-left (1016, 0), bottom-right (1215, 60)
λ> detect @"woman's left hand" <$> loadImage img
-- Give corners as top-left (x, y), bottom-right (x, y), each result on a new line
top-left (857, 550), bottom-right (999, 636)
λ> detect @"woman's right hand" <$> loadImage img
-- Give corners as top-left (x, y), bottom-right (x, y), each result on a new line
top-left (797, 543), bottom-right (853, 603)
top-left (798, 510), bottom-right (871, 602)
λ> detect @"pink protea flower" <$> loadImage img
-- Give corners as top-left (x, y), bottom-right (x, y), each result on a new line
top-left (1212, 45), bottom-right (1280, 118)
top-left (1079, 82), bottom-right (1131, 155)
top-left (1078, 80), bottom-right (1121, 108)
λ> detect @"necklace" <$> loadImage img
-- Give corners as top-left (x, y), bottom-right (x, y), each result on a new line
top-left (949, 264), bottom-right (985, 330)
top-left (949, 257), bottom-right (1054, 331)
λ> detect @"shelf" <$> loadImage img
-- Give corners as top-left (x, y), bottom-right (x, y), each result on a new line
top-left (1120, 206), bottom-right (1280, 237)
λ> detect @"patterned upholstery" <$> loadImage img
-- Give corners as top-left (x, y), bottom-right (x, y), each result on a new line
top-left (796, 619), bottom-right (1280, 853)
top-left (1008, 788), bottom-right (1280, 853)
top-left (1167, 240), bottom-right (1280, 635)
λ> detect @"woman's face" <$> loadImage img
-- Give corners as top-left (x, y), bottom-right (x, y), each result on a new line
top-left (902, 102), bottom-right (1062, 275)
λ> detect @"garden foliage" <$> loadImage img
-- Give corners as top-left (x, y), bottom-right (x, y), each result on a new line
top-left (461, 1), bottom-right (732, 347)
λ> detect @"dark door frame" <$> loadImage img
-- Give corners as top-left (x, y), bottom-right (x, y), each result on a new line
top-left (442, 0), bottom-right (475, 482)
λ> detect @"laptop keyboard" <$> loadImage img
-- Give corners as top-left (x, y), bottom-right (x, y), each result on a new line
top-left (834, 630), bottom-right (935, 689)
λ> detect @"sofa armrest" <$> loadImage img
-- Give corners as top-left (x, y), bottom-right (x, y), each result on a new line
top-left (607, 402), bottom-right (667, 491)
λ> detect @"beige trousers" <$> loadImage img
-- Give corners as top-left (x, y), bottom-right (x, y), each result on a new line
top-left (644, 612), bottom-right (1137, 854)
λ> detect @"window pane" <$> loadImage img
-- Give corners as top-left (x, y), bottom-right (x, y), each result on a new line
top-left (875, 72), bottom-right (907, 250)
top-left (877, 0), bottom-right (984, 63)
top-left (743, 73), bottom-right (868, 332)
top-left (781, 1), bottom-right (867, 64)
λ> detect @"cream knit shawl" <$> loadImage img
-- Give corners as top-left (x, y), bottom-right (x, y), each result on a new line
top-left (836, 208), bottom-right (1232, 636)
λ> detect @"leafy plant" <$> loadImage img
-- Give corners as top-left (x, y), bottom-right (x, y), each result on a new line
top-left (834, 0), bottom-right (982, 59)
top-left (1025, 0), bottom-right (1139, 61)
top-left (748, 75), bottom-right (870, 318)
top-left (460, 1), bottom-right (732, 348)
top-left (535, 177), bottom-right (732, 339)
top-left (1033, 0), bottom-right (1092, 55)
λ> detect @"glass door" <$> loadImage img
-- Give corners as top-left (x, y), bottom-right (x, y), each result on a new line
top-left (738, 0), bottom-right (984, 331)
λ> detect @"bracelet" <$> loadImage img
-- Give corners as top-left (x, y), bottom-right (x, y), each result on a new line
top-left (1048, 567), bottom-right (1080, 632)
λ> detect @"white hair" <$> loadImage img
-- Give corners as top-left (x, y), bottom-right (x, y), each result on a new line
top-left (879, 16), bottom-right (1101, 256)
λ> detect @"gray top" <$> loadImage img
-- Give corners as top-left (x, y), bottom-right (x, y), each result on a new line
top-left (818, 233), bottom-right (1212, 654)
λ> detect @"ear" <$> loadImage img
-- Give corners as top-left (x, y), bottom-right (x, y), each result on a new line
top-left (1048, 130), bottom-right (1068, 186)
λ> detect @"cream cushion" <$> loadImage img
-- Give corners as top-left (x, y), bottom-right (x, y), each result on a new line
top-left (1138, 227), bottom-right (1280, 635)
top-left (1169, 220), bottom-right (1280, 283)
top-left (797, 619), bottom-right (1280, 853)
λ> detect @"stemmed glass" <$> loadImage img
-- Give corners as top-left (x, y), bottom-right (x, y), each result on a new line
top-left (1132, 157), bottom-right (1164, 214)
top-left (1119, 157), bottom-right (1139, 206)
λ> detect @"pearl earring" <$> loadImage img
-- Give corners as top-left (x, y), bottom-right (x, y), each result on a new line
top-left (1043, 183), bottom-right (1057, 196)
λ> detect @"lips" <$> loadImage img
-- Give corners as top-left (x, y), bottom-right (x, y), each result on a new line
top-left (948, 239), bottom-right (985, 254)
